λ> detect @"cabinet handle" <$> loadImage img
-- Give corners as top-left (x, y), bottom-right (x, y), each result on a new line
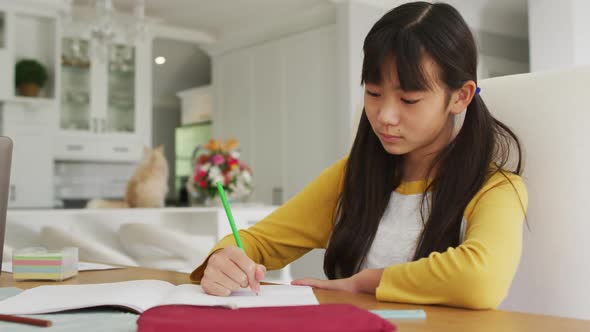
top-left (113, 147), bottom-right (129, 153)
top-left (9, 184), bottom-right (15, 202)
top-left (66, 144), bottom-right (84, 151)
top-left (93, 118), bottom-right (98, 133)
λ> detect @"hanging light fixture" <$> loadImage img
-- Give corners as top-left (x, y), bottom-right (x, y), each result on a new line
top-left (61, 0), bottom-right (149, 63)
top-left (90, 0), bottom-right (115, 52)
top-left (131, 0), bottom-right (148, 42)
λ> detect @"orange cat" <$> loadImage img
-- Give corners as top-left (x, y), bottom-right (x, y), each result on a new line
top-left (86, 145), bottom-right (169, 208)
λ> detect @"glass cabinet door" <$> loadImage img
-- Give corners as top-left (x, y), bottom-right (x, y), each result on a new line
top-left (106, 44), bottom-right (135, 134)
top-left (60, 38), bottom-right (91, 131)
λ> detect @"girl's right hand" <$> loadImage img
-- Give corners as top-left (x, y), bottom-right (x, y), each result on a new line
top-left (201, 246), bottom-right (266, 296)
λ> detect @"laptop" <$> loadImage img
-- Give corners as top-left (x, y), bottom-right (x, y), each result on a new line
top-left (0, 136), bottom-right (12, 275)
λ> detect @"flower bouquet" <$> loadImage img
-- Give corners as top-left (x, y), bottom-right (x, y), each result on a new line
top-left (186, 138), bottom-right (253, 205)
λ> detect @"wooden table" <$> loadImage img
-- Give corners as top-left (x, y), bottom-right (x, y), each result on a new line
top-left (1, 267), bottom-right (589, 332)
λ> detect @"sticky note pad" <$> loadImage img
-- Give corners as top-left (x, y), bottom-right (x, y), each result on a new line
top-left (12, 247), bottom-right (79, 281)
top-left (369, 309), bottom-right (426, 320)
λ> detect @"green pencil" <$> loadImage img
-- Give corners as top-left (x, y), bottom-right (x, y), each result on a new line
top-left (216, 181), bottom-right (244, 250)
top-left (216, 181), bottom-right (260, 295)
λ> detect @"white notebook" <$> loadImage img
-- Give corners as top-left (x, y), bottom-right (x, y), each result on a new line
top-left (0, 280), bottom-right (319, 315)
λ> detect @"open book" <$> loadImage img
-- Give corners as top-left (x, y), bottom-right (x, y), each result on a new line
top-left (0, 280), bottom-right (319, 315)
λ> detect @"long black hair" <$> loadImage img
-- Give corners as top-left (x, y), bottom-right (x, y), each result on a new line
top-left (324, 1), bottom-right (523, 279)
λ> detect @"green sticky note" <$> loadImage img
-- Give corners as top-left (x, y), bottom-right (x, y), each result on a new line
top-left (370, 309), bottom-right (426, 320)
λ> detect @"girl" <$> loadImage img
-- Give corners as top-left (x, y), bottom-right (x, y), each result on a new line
top-left (191, 1), bottom-right (527, 309)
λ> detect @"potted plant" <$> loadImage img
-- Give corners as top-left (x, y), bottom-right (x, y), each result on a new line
top-left (15, 59), bottom-right (48, 97)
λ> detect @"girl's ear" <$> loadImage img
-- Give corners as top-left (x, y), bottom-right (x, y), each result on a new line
top-left (449, 80), bottom-right (477, 115)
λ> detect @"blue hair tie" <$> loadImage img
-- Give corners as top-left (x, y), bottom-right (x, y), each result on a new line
top-left (475, 86), bottom-right (481, 95)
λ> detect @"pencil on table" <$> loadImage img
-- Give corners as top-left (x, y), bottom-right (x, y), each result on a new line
top-left (0, 313), bottom-right (52, 327)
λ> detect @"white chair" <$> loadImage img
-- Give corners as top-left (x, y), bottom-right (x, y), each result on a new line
top-left (481, 66), bottom-right (590, 320)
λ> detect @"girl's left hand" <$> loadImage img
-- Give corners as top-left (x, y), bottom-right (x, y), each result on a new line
top-left (291, 269), bottom-right (384, 294)
top-left (291, 276), bottom-right (358, 293)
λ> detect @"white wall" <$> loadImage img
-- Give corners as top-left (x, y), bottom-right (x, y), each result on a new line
top-left (478, 55), bottom-right (529, 79)
top-left (337, 0), bottom-right (530, 143)
top-left (572, 0), bottom-right (590, 65)
top-left (211, 24), bottom-right (341, 280)
top-left (152, 38), bottom-right (211, 111)
top-left (199, 0), bottom-right (534, 281)
top-left (151, 38), bottom-right (211, 199)
top-left (440, 0), bottom-right (528, 38)
top-left (151, 105), bottom-right (180, 200)
top-left (528, 0), bottom-right (574, 72)
top-left (212, 25), bottom-right (340, 206)
top-left (336, 1), bottom-right (384, 150)
top-left (529, 0), bottom-right (590, 72)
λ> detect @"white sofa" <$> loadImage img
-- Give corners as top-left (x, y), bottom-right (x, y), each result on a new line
top-left (481, 66), bottom-right (590, 320)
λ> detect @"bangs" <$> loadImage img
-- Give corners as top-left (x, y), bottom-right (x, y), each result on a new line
top-left (361, 28), bottom-right (438, 92)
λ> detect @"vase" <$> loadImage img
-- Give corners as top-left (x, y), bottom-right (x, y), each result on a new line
top-left (202, 196), bottom-right (223, 207)
top-left (189, 190), bottom-right (223, 207)
top-left (18, 83), bottom-right (41, 97)
top-left (188, 191), bottom-right (206, 206)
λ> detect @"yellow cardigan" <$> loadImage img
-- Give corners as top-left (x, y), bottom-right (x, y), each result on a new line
top-left (191, 157), bottom-right (528, 309)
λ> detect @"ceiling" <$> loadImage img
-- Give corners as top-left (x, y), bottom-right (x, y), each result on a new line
top-left (74, 0), bottom-right (528, 38)
top-left (74, 0), bottom-right (327, 37)
top-left (70, 0), bottom-right (529, 110)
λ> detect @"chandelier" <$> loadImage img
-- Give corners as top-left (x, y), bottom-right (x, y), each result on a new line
top-left (62, 0), bottom-right (148, 63)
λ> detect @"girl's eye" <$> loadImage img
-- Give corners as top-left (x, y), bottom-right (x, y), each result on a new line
top-left (366, 90), bottom-right (381, 97)
top-left (401, 98), bottom-right (420, 105)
